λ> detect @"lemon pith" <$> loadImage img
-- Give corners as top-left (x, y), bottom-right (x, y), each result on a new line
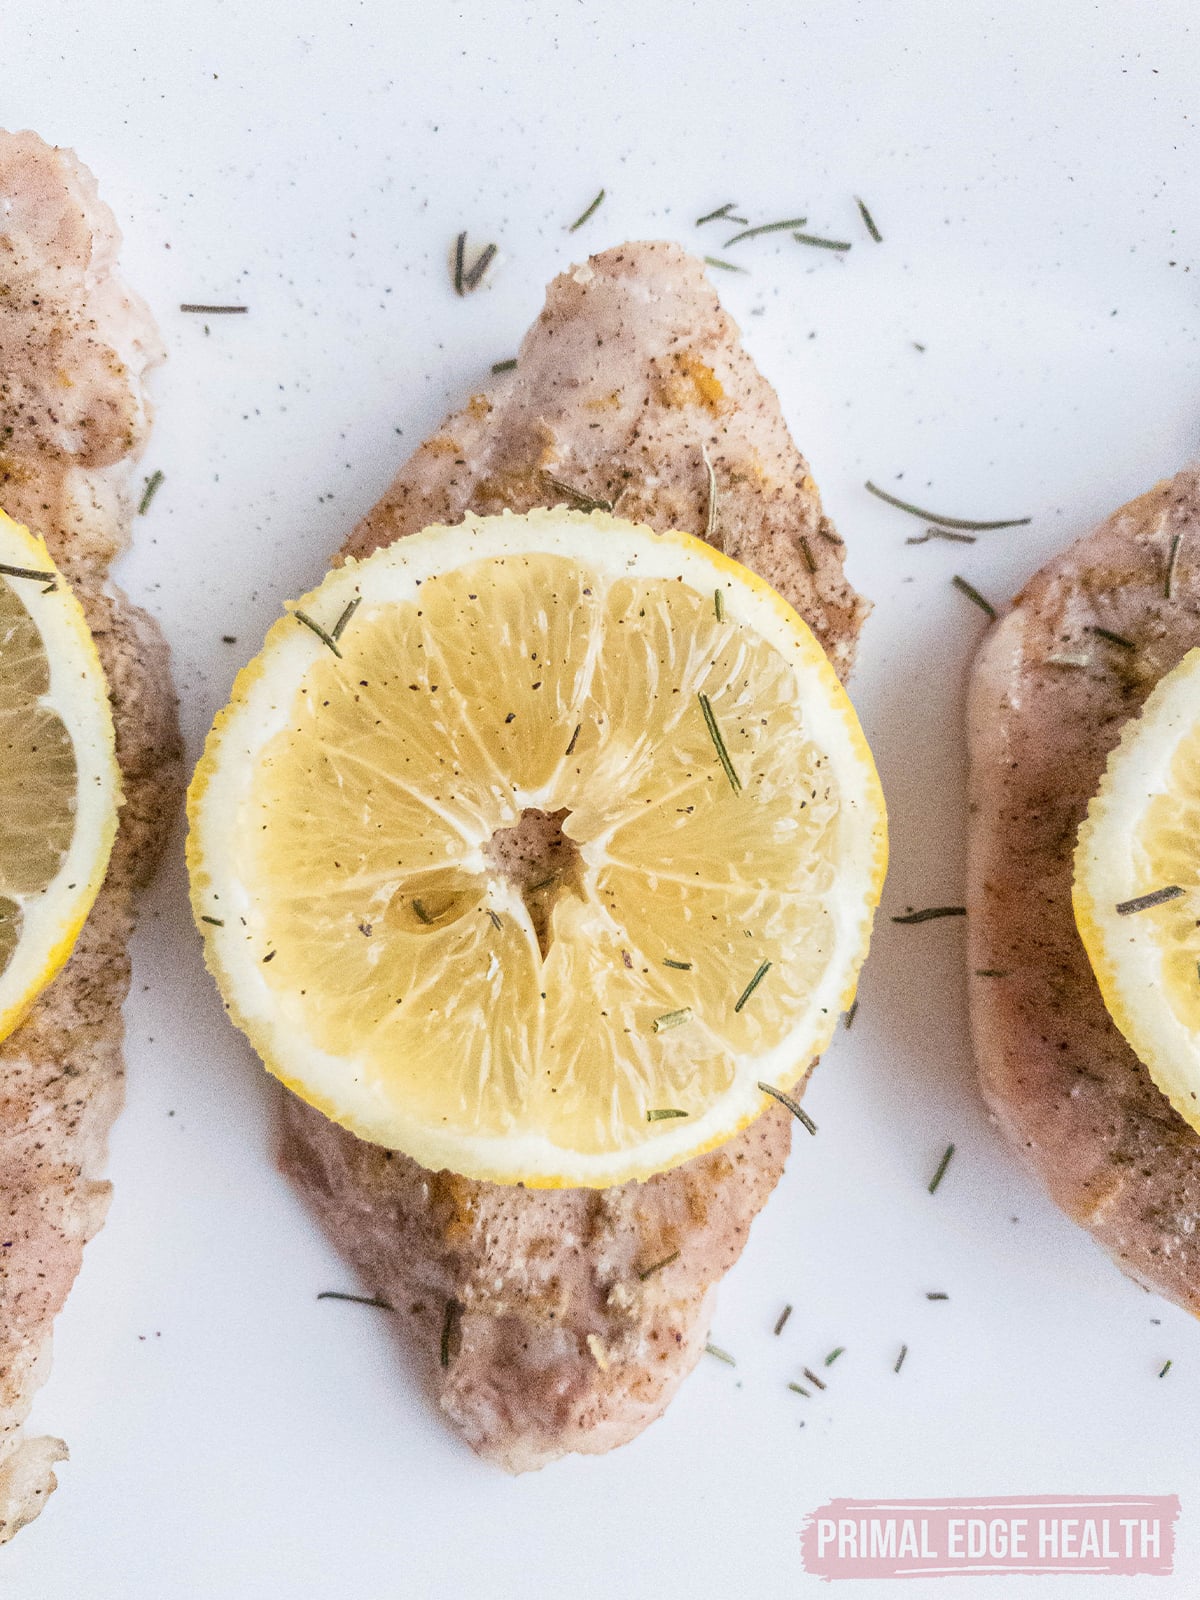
top-left (1074, 646), bottom-right (1200, 1131)
top-left (188, 509), bottom-right (887, 1186)
top-left (0, 509), bottom-right (120, 1041)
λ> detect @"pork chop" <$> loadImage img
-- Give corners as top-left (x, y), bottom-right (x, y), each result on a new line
top-left (967, 468), bottom-right (1200, 1312)
top-left (280, 240), bottom-right (868, 1469)
top-left (0, 130), bottom-right (182, 1537)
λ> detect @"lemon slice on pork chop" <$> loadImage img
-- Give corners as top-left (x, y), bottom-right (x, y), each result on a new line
top-left (187, 509), bottom-right (887, 1186)
top-left (1075, 647), bottom-right (1200, 1133)
top-left (0, 509), bottom-right (120, 1041)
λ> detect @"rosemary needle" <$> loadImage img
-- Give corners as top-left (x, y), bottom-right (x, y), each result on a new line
top-left (803, 1366), bottom-right (827, 1391)
top-left (788, 1381), bottom-right (811, 1397)
top-left (865, 480), bottom-right (1031, 531)
top-left (637, 1250), bottom-right (680, 1281)
top-left (568, 188), bottom-right (606, 231)
top-left (179, 303), bottom-right (247, 314)
top-left (1088, 623), bottom-right (1136, 651)
top-left (646, 1106), bottom-right (689, 1120)
top-left (928, 1142), bottom-right (956, 1194)
top-left (724, 217), bottom-right (808, 247)
top-left (905, 528), bottom-right (977, 546)
top-left (200, 916), bottom-right (224, 927)
top-left (704, 256), bottom-right (748, 274)
top-left (824, 1346), bottom-right (846, 1366)
top-left (1116, 886), bottom-right (1184, 916)
top-left (651, 1009), bottom-right (692, 1034)
top-left (696, 203), bottom-right (747, 227)
top-left (462, 242), bottom-right (497, 292)
top-left (541, 472), bottom-right (613, 513)
top-left (735, 960), bottom-right (772, 1013)
top-left (793, 232), bottom-right (852, 252)
top-left (698, 692), bottom-right (742, 793)
top-left (952, 574), bottom-right (998, 620)
top-left (0, 561), bottom-right (57, 587)
top-left (891, 906), bottom-right (966, 925)
top-left (317, 1290), bottom-right (393, 1310)
top-left (491, 358), bottom-right (518, 374)
top-left (774, 1304), bottom-right (793, 1336)
top-left (894, 1343), bottom-right (908, 1374)
top-left (138, 470), bottom-right (164, 515)
top-left (293, 610), bottom-right (343, 657)
top-left (855, 196), bottom-right (883, 242)
top-left (705, 1342), bottom-right (736, 1366)
top-left (757, 1081), bottom-right (816, 1135)
top-left (1160, 1359), bottom-right (1173, 1378)
top-left (330, 594), bottom-right (361, 643)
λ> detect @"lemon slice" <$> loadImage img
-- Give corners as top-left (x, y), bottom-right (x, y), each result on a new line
top-left (188, 510), bottom-right (887, 1186)
top-left (0, 509), bottom-right (120, 1041)
top-left (1074, 646), bottom-right (1200, 1131)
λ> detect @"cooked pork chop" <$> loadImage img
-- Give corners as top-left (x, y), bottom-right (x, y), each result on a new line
top-left (968, 468), bottom-right (1200, 1312)
top-left (281, 241), bottom-right (868, 1469)
top-left (0, 131), bottom-right (182, 1536)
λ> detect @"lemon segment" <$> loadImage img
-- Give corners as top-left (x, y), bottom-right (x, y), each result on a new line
top-left (1074, 647), bottom-right (1200, 1130)
top-left (188, 510), bottom-right (887, 1186)
top-left (0, 510), bottom-right (120, 1041)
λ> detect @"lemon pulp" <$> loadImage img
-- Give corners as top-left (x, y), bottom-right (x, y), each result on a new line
top-left (0, 578), bottom-right (78, 970)
top-left (189, 511), bottom-right (887, 1185)
top-left (0, 509), bottom-right (120, 1040)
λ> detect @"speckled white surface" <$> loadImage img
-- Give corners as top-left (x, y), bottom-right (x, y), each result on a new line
top-left (4, 4), bottom-right (1200, 1597)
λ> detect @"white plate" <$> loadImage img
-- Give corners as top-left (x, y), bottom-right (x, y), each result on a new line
top-left (5, 4), bottom-right (1200, 1596)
